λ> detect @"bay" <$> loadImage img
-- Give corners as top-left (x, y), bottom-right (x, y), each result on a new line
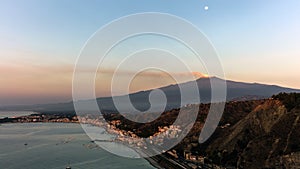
top-left (0, 122), bottom-right (155, 169)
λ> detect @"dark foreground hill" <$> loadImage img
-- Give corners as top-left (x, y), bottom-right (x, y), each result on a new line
top-left (199, 93), bottom-right (300, 168)
top-left (103, 93), bottom-right (300, 168)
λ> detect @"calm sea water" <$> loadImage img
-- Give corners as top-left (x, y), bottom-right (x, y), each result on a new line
top-left (0, 122), bottom-right (155, 169)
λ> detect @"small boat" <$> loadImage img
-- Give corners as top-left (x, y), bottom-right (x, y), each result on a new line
top-left (66, 162), bottom-right (71, 169)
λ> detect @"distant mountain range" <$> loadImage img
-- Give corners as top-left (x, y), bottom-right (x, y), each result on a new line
top-left (1, 77), bottom-right (300, 113)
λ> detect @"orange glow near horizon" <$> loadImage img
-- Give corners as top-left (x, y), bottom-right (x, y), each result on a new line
top-left (192, 72), bottom-right (209, 78)
top-left (0, 62), bottom-right (300, 105)
top-left (1, 0), bottom-right (300, 106)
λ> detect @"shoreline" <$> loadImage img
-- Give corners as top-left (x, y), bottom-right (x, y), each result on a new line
top-left (0, 123), bottom-right (164, 169)
top-left (0, 114), bottom-right (165, 169)
top-left (0, 112), bottom-right (78, 124)
top-left (0, 113), bottom-right (205, 169)
top-left (0, 122), bottom-right (158, 169)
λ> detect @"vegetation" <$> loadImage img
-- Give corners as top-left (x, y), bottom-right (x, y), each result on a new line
top-left (104, 93), bottom-right (300, 167)
top-left (103, 100), bottom-right (264, 159)
top-left (272, 92), bottom-right (300, 111)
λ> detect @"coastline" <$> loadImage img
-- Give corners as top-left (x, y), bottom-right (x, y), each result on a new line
top-left (0, 114), bottom-right (165, 169)
top-left (0, 112), bottom-right (78, 124)
top-left (0, 122), bottom-right (156, 169)
top-left (0, 113), bottom-right (202, 169)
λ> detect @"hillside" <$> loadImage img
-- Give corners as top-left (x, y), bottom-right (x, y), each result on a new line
top-left (202, 93), bottom-right (300, 168)
top-left (103, 93), bottom-right (300, 168)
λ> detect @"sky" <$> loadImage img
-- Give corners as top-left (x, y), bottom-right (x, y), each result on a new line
top-left (0, 0), bottom-right (300, 105)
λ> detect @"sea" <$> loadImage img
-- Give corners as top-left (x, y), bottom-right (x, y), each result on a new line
top-left (0, 111), bottom-right (155, 169)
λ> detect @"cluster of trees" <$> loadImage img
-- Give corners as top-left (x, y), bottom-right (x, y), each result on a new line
top-left (273, 92), bottom-right (300, 111)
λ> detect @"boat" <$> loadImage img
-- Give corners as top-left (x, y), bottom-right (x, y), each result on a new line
top-left (66, 162), bottom-right (71, 169)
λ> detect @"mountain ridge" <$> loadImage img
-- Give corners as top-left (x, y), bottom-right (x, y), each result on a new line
top-left (1, 77), bottom-right (299, 113)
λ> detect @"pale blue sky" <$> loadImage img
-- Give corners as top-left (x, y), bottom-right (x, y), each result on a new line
top-left (0, 0), bottom-right (300, 105)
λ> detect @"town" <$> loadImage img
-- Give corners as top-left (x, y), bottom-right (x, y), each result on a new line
top-left (0, 111), bottom-right (223, 169)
